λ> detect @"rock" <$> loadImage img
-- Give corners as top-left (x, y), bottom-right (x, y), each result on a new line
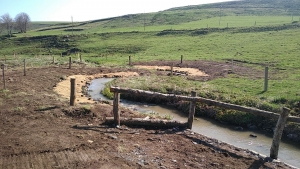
top-left (107, 135), bottom-right (118, 140)
top-left (249, 125), bottom-right (258, 130)
top-left (287, 134), bottom-right (298, 140)
top-left (211, 163), bottom-right (220, 166)
top-left (250, 134), bottom-right (257, 138)
top-left (60, 76), bottom-right (67, 80)
top-left (87, 140), bottom-right (93, 143)
top-left (234, 126), bottom-right (243, 130)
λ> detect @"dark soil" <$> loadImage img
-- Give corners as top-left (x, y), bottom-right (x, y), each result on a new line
top-left (0, 62), bottom-right (294, 168)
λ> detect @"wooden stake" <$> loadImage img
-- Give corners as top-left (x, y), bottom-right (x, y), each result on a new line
top-left (69, 57), bottom-right (72, 69)
top-left (113, 91), bottom-right (120, 126)
top-left (70, 78), bottom-right (76, 106)
top-left (1, 64), bottom-right (6, 90)
top-left (188, 91), bottom-right (197, 129)
top-left (270, 107), bottom-right (290, 159)
top-left (129, 56), bottom-right (132, 66)
top-left (23, 59), bottom-right (26, 76)
top-left (181, 55), bottom-right (183, 64)
top-left (231, 58), bottom-right (234, 72)
top-left (264, 66), bottom-right (269, 92)
top-left (170, 64), bottom-right (174, 77)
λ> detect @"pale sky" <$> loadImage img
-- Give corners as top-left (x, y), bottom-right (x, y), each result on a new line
top-left (0, 0), bottom-right (236, 22)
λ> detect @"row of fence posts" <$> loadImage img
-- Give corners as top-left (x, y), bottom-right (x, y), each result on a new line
top-left (1, 54), bottom-right (84, 90)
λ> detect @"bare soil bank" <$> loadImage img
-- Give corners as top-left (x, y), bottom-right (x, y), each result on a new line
top-left (0, 63), bottom-right (295, 168)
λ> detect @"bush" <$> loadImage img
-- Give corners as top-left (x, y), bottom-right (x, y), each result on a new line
top-left (101, 86), bottom-right (114, 99)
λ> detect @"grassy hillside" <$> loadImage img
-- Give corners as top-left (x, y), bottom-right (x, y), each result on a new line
top-left (1, 0), bottom-right (300, 117)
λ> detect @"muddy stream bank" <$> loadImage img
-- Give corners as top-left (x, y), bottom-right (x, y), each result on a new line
top-left (88, 78), bottom-right (300, 168)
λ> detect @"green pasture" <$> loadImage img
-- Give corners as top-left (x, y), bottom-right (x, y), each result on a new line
top-left (1, 0), bottom-right (300, 116)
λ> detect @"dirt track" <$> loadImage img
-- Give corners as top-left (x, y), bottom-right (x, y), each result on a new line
top-left (0, 62), bottom-right (294, 168)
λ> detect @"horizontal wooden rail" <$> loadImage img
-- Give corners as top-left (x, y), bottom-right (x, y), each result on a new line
top-left (110, 87), bottom-right (300, 123)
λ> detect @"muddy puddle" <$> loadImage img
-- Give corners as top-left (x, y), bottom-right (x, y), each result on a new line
top-left (88, 78), bottom-right (300, 168)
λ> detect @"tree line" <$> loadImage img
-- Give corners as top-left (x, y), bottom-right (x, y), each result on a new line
top-left (0, 12), bottom-right (31, 37)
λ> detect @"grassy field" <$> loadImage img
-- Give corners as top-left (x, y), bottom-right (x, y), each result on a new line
top-left (1, 0), bottom-right (300, 118)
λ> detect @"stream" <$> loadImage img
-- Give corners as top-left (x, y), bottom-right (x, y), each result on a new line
top-left (88, 78), bottom-right (300, 168)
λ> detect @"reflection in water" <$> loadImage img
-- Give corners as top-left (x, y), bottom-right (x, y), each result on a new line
top-left (88, 78), bottom-right (300, 168)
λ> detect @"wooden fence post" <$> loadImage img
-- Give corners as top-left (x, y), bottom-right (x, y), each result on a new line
top-left (231, 58), bottom-right (234, 72)
top-left (69, 57), bottom-right (72, 69)
top-left (113, 91), bottom-right (120, 126)
top-left (181, 55), bottom-right (183, 64)
top-left (1, 64), bottom-right (6, 90)
top-left (129, 56), bottom-right (131, 66)
top-left (23, 59), bottom-right (26, 76)
top-left (52, 55), bottom-right (55, 64)
top-left (170, 64), bottom-right (174, 77)
top-left (79, 53), bottom-right (82, 63)
top-left (270, 107), bottom-right (290, 159)
top-left (70, 78), bottom-right (76, 106)
top-left (188, 91), bottom-right (197, 129)
top-left (264, 66), bottom-right (269, 92)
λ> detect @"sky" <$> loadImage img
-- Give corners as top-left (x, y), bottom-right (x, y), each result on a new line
top-left (0, 0), bottom-right (236, 22)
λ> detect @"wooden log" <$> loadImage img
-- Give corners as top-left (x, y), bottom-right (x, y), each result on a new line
top-left (70, 78), bottom-right (76, 106)
top-left (188, 91), bottom-right (197, 129)
top-left (270, 107), bottom-right (290, 159)
top-left (110, 87), bottom-right (300, 123)
top-left (113, 92), bottom-right (120, 126)
top-left (105, 117), bottom-right (187, 127)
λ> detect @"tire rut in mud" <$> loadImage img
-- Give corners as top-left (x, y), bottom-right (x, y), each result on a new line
top-left (0, 148), bottom-right (102, 169)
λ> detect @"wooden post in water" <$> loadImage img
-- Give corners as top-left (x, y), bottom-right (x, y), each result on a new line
top-left (180, 55), bottom-right (183, 64)
top-left (170, 64), bottom-right (174, 77)
top-left (264, 66), bottom-right (269, 92)
top-left (1, 64), bottom-right (6, 90)
top-left (69, 57), bottom-right (72, 69)
top-left (188, 91), bottom-right (197, 129)
top-left (270, 107), bottom-right (290, 159)
top-left (113, 91), bottom-right (120, 126)
top-left (129, 56), bottom-right (132, 66)
top-left (23, 59), bottom-right (26, 76)
top-left (70, 78), bottom-right (76, 106)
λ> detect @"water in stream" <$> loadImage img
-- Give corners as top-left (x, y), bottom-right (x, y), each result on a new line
top-left (88, 78), bottom-right (300, 168)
